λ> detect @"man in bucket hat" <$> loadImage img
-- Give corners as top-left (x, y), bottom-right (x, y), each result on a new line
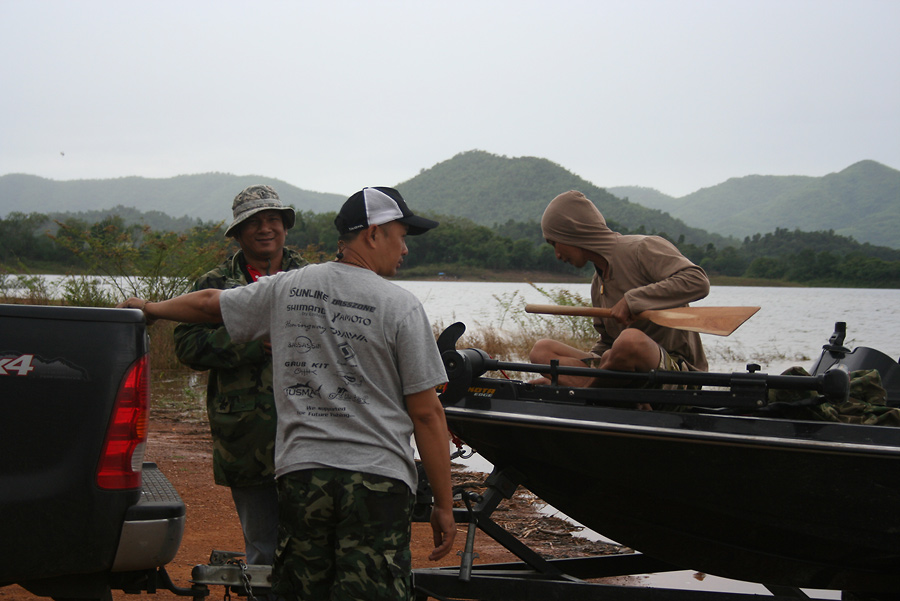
top-left (121, 186), bottom-right (455, 599)
top-left (173, 184), bottom-right (308, 569)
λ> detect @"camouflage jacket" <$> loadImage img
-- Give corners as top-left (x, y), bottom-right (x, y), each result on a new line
top-left (767, 367), bottom-right (900, 426)
top-left (173, 248), bottom-right (308, 487)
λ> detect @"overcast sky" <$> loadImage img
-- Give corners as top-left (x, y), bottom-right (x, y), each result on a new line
top-left (1, 0), bottom-right (897, 198)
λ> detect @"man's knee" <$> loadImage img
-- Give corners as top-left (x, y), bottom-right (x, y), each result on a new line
top-left (529, 338), bottom-right (557, 363)
top-left (613, 329), bottom-right (644, 347)
top-left (605, 330), bottom-right (660, 371)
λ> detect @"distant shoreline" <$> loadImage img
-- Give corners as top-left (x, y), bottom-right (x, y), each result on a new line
top-left (394, 268), bottom-right (590, 284)
top-left (0, 265), bottom-right (824, 288)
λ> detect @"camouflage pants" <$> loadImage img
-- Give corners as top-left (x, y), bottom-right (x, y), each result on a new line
top-left (273, 469), bottom-right (415, 601)
top-left (585, 344), bottom-right (687, 376)
top-left (585, 346), bottom-right (694, 410)
top-left (586, 346), bottom-right (692, 388)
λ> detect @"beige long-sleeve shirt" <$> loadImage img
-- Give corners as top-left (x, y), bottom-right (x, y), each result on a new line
top-left (542, 190), bottom-right (710, 370)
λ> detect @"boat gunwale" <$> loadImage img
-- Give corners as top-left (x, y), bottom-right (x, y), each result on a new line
top-left (443, 400), bottom-right (900, 456)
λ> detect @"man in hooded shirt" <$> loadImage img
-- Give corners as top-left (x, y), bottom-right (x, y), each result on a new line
top-left (529, 190), bottom-right (710, 389)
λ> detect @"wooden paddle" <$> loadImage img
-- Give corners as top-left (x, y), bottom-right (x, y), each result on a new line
top-left (524, 304), bottom-right (760, 336)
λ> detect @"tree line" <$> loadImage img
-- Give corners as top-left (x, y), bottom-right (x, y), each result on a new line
top-left (2, 210), bottom-right (900, 289)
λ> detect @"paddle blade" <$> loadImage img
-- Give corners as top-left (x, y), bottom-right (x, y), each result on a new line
top-left (641, 306), bottom-right (760, 336)
top-left (524, 304), bottom-right (760, 336)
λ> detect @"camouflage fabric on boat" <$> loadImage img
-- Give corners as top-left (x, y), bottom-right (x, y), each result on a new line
top-left (766, 367), bottom-right (900, 426)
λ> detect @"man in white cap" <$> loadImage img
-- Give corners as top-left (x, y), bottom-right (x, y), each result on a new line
top-left (121, 186), bottom-right (455, 600)
top-left (173, 185), bottom-right (307, 568)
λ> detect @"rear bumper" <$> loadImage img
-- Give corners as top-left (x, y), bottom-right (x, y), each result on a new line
top-left (112, 462), bottom-right (186, 572)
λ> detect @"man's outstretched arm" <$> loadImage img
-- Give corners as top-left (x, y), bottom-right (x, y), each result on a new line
top-left (118, 289), bottom-right (224, 324)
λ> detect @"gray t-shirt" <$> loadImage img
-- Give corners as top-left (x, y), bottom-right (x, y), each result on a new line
top-left (219, 262), bottom-right (447, 491)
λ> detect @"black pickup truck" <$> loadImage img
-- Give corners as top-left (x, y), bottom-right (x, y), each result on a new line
top-left (0, 304), bottom-right (186, 600)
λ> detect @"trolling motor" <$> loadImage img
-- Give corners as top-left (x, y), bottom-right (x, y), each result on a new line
top-left (436, 322), bottom-right (851, 410)
top-left (810, 322), bottom-right (900, 406)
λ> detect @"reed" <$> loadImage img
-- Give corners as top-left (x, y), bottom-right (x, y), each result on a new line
top-left (432, 283), bottom-right (597, 380)
top-left (0, 272), bottom-right (60, 305)
top-left (146, 321), bottom-right (192, 371)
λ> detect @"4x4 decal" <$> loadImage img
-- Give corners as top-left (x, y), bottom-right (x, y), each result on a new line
top-left (0, 354), bottom-right (35, 376)
top-left (0, 352), bottom-right (88, 380)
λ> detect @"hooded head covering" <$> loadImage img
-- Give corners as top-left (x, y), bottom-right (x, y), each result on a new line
top-left (540, 191), bottom-right (619, 258)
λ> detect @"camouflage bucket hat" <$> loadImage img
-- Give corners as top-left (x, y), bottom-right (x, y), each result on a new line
top-left (225, 184), bottom-right (296, 238)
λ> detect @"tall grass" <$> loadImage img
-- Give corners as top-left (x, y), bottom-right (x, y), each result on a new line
top-left (0, 272), bottom-right (60, 305)
top-left (0, 271), bottom-right (119, 307)
top-left (432, 283), bottom-right (598, 380)
top-left (1, 272), bottom-right (190, 371)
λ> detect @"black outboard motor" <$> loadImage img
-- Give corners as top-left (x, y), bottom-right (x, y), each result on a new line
top-left (809, 322), bottom-right (900, 406)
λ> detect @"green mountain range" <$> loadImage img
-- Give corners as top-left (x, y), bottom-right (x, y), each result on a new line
top-left (2, 152), bottom-right (896, 248)
top-left (608, 160), bottom-right (900, 249)
top-left (395, 151), bottom-right (723, 247)
top-left (0, 172), bottom-right (345, 225)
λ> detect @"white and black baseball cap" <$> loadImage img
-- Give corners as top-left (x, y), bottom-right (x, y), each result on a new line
top-left (334, 187), bottom-right (438, 236)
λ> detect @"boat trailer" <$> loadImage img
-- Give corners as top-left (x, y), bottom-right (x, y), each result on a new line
top-left (181, 462), bottom-right (851, 600)
top-left (410, 465), bottom-right (847, 601)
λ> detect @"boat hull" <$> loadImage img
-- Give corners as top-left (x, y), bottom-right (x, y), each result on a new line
top-left (443, 388), bottom-right (900, 593)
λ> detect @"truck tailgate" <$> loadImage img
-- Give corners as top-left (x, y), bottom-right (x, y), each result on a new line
top-left (0, 304), bottom-right (170, 582)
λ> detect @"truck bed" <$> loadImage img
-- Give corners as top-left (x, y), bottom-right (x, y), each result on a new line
top-left (0, 303), bottom-right (185, 598)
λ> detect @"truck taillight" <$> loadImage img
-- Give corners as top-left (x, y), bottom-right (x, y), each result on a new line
top-left (96, 354), bottom-right (149, 490)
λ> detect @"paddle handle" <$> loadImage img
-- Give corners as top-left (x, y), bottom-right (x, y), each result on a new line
top-left (525, 304), bottom-right (613, 318)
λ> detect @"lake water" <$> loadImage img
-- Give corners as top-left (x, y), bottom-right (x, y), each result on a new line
top-left (395, 281), bottom-right (900, 375)
top-left (13, 276), bottom-right (900, 373)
